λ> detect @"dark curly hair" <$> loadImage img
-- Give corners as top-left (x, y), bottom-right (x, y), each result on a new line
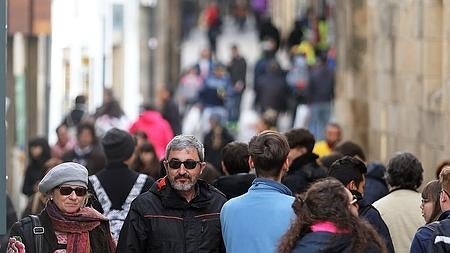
top-left (278, 178), bottom-right (387, 253)
top-left (386, 152), bottom-right (423, 190)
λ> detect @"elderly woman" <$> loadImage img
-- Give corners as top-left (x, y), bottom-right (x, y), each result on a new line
top-left (7, 162), bottom-right (115, 253)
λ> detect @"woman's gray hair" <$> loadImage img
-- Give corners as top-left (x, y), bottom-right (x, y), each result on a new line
top-left (165, 135), bottom-right (205, 161)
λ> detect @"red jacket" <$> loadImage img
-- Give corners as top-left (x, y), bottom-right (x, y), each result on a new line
top-left (129, 110), bottom-right (174, 159)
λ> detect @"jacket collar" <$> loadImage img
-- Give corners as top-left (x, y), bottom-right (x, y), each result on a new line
top-left (151, 177), bottom-right (214, 209)
top-left (249, 178), bottom-right (293, 196)
top-left (288, 152), bottom-right (319, 173)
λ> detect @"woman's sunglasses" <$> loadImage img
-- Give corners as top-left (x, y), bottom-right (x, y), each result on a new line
top-left (58, 186), bottom-right (88, 196)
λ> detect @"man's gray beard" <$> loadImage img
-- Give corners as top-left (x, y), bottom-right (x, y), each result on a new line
top-left (170, 178), bottom-right (197, 191)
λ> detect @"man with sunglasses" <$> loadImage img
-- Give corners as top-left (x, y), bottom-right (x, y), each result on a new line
top-left (116, 135), bottom-right (227, 253)
top-left (328, 156), bottom-right (394, 253)
top-left (220, 130), bottom-right (295, 253)
top-left (410, 167), bottom-right (450, 253)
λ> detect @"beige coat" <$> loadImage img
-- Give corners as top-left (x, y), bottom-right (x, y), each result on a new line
top-left (373, 189), bottom-right (424, 253)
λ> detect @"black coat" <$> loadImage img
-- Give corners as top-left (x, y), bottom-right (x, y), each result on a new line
top-left (88, 161), bottom-right (154, 213)
top-left (358, 198), bottom-right (395, 253)
top-left (212, 173), bottom-right (256, 200)
top-left (116, 178), bottom-right (227, 253)
top-left (8, 210), bottom-right (113, 253)
top-left (282, 153), bottom-right (327, 195)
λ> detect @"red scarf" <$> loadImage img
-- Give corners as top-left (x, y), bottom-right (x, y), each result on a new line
top-left (46, 201), bottom-right (115, 253)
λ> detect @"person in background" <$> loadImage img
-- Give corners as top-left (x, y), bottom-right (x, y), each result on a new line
top-left (227, 44), bottom-right (247, 124)
top-left (278, 178), bottom-right (387, 253)
top-left (158, 86), bottom-right (182, 135)
top-left (88, 128), bottom-right (153, 241)
top-left (435, 160), bottom-right (450, 179)
top-left (94, 88), bottom-right (130, 138)
top-left (220, 130), bottom-right (295, 253)
top-left (116, 135), bottom-right (226, 252)
top-left (62, 95), bottom-right (89, 136)
top-left (129, 103), bottom-right (174, 160)
top-left (213, 141), bottom-right (256, 200)
top-left (203, 1), bottom-right (222, 55)
top-left (373, 152), bottom-right (424, 253)
top-left (328, 156), bottom-right (394, 253)
top-left (176, 66), bottom-right (203, 114)
top-left (307, 53), bottom-right (335, 141)
top-left (51, 124), bottom-right (75, 160)
top-left (0, 194), bottom-right (17, 253)
top-left (131, 141), bottom-right (162, 180)
top-left (62, 122), bottom-right (106, 175)
top-left (22, 137), bottom-right (52, 197)
top-left (410, 168), bottom-right (450, 252)
top-left (365, 162), bottom-right (389, 204)
top-left (333, 140), bottom-right (366, 162)
top-left (282, 128), bottom-right (327, 195)
top-left (7, 162), bottom-right (116, 252)
top-left (420, 180), bottom-right (442, 224)
top-left (22, 158), bottom-right (62, 218)
top-left (312, 122), bottom-right (342, 158)
top-left (204, 113), bottom-right (234, 172)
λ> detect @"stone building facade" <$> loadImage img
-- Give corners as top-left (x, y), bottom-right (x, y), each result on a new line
top-left (334, 0), bottom-right (450, 182)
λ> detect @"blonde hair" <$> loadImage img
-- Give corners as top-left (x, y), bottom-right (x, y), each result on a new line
top-left (439, 166), bottom-right (450, 193)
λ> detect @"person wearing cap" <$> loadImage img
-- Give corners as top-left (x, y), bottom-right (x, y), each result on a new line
top-left (87, 128), bottom-right (154, 241)
top-left (116, 135), bottom-right (227, 253)
top-left (7, 162), bottom-right (116, 253)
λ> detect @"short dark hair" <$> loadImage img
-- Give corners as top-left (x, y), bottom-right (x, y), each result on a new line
top-left (284, 128), bottom-right (315, 152)
top-left (249, 130), bottom-right (290, 178)
top-left (221, 142), bottom-right (250, 175)
top-left (387, 152), bottom-right (423, 190)
top-left (334, 141), bottom-right (366, 161)
top-left (319, 152), bottom-right (344, 170)
top-left (76, 122), bottom-right (98, 144)
top-left (75, 95), bottom-right (86, 105)
top-left (328, 156), bottom-right (367, 188)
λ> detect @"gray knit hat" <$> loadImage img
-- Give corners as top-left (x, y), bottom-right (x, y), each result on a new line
top-left (38, 162), bottom-right (88, 194)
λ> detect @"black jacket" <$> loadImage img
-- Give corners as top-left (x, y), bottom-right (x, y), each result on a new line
top-left (358, 198), bottom-right (395, 253)
top-left (212, 173), bottom-right (256, 200)
top-left (282, 153), bottom-right (327, 195)
top-left (8, 210), bottom-right (113, 253)
top-left (116, 177), bottom-right (227, 253)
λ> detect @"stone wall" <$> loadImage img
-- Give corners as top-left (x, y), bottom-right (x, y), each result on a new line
top-left (335, 0), bottom-right (450, 183)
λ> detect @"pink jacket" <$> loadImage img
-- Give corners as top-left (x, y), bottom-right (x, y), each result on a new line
top-left (129, 110), bottom-right (174, 159)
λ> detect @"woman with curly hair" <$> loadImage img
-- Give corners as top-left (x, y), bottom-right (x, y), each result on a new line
top-left (278, 178), bottom-right (387, 253)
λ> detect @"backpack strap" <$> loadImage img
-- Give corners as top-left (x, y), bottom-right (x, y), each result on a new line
top-left (121, 174), bottom-right (148, 210)
top-left (29, 215), bottom-right (44, 253)
top-left (89, 175), bottom-right (112, 213)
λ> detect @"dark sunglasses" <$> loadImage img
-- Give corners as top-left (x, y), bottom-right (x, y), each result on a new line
top-left (59, 186), bottom-right (88, 196)
top-left (166, 159), bottom-right (201, 170)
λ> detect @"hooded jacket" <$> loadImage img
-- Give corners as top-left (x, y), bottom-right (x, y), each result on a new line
top-left (116, 177), bottom-right (227, 253)
top-left (129, 110), bottom-right (174, 159)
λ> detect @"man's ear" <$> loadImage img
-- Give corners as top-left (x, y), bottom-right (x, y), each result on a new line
top-left (248, 156), bottom-right (255, 170)
top-left (346, 180), bottom-right (356, 191)
top-left (221, 161), bottom-right (229, 175)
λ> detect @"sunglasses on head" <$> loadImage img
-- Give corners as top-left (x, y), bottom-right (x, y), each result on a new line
top-left (166, 159), bottom-right (201, 170)
top-left (59, 186), bottom-right (88, 196)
